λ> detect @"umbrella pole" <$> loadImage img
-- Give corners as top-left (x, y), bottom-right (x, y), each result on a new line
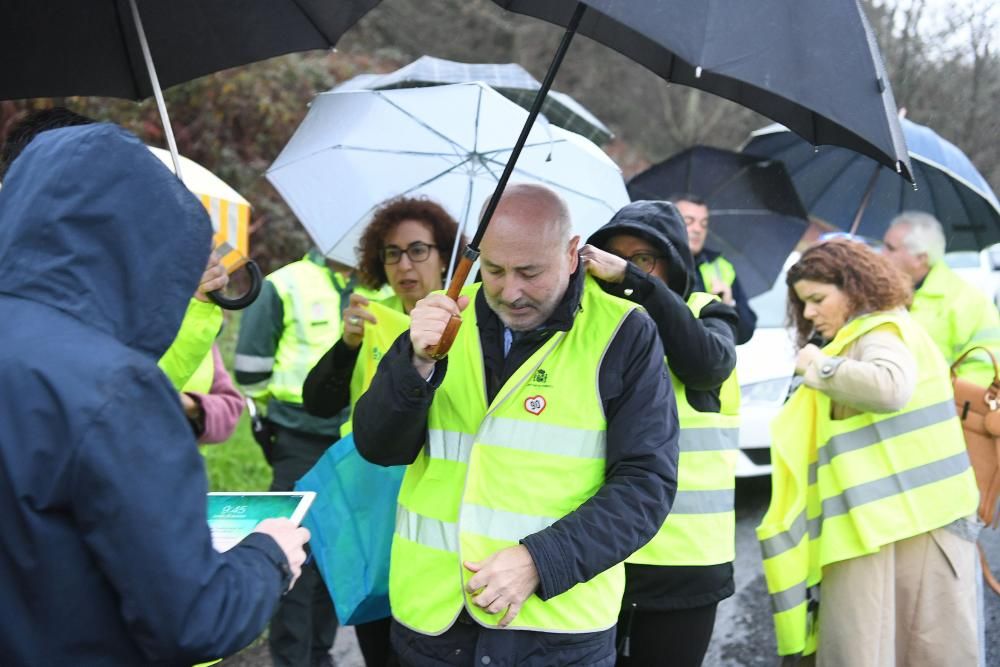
top-left (127, 0), bottom-right (184, 180)
top-left (848, 163), bottom-right (882, 235)
top-left (427, 1), bottom-right (586, 359)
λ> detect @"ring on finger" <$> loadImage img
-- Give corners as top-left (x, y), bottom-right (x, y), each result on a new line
top-left (349, 316), bottom-right (361, 325)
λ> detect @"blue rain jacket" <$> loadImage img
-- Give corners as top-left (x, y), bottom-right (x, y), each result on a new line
top-left (0, 124), bottom-right (288, 666)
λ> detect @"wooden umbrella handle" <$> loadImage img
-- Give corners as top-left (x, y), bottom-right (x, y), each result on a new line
top-left (425, 251), bottom-right (477, 360)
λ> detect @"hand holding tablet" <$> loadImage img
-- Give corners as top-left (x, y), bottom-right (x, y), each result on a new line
top-left (254, 519), bottom-right (310, 588)
top-left (207, 492), bottom-right (315, 590)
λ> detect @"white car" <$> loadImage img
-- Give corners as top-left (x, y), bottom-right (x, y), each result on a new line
top-left (944, 246), bottom-right (1000, 309)
top-left (733, 254), bottom-right (799, 477)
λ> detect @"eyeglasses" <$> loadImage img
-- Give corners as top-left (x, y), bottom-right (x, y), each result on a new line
top-left (380, 241), bottom-right (437, 265)
top-left (615, 252), bottom-right (665, 275)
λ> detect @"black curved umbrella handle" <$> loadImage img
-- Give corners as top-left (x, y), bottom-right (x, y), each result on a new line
top-left (208, 259), bottom-right (263, 310)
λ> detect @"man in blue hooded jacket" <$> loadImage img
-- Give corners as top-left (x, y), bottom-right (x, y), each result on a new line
top-left (0, 123), bottom-right (309, 666)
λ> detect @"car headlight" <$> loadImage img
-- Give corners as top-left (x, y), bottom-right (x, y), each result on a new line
top-left (740, 377), bottom-right (791, 406)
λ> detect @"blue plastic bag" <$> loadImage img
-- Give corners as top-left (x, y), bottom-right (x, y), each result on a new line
top-left (295, 433), bottom-right (404, 625)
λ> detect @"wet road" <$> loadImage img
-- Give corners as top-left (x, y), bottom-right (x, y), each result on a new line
top-left (225, 476), bottom-right (1000, 666)
top-left (705, 477), bottom-right (1000, 666)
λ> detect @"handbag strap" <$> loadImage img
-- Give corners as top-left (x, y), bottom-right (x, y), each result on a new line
top-left (950, 345), bottom-right (1000, 386)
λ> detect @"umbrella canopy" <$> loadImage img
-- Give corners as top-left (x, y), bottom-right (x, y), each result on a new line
top-left (2, 0), bottom-right (380, 308)
top-left (743, 121), bottom-right (1000, 250)
top-left (266, 82), bottom-right (629, 268)
top-left (334, 55), bottom-right (613, 145)
top-left (489, 0), bottom-right (912, 180)
top-left (627, 146), bottom-right (810, 298)
top-left (1, 0), bottom-right (380, 100)
top-left (147, 147), bottom-right (250, 272)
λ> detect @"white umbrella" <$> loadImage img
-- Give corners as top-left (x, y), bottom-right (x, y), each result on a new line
top-left (333, 55), bottom-right (613, 145)
top-left (266, 82), bottom-right (629, 276)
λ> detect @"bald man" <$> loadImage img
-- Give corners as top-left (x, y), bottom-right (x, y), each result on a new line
top-left (354, 185), bottom-right (679, 666)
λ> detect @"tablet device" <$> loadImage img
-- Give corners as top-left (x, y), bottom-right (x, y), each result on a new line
top-left (206, 491), bottom-right (315, 553)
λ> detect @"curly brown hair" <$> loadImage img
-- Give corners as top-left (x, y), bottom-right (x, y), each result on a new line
top-left (786, 239), bottom-right (912, 347)
top-left (356, 197), bottom-right (465, 289)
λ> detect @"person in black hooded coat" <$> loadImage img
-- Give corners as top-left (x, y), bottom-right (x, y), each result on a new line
top-left (582, 200), bottom-right (739, 667)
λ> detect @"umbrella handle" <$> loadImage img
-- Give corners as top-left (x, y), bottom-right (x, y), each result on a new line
top-left (425, 250), bottom-right (477, 360)
top-left (208, 259), bottom-right (263, 311)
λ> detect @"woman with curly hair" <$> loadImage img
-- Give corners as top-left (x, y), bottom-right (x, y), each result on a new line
top-left (758, 239), bottom-right (979, 666)
top-left (302, 196), bottom-right (463, 667)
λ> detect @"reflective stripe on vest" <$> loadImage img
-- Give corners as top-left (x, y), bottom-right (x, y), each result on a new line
top-left (698, 255), bottom-right (736, 291)
top-left (267, 257), bottom-right (351, 404)
top-left (390, 277), bottom-right (633, 635)
top-left (757, 310), bottom-right (978, 656)
top-left (629, 291), bottom-right (740, 566)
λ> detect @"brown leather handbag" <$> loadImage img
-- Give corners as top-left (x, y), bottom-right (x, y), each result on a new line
top-left (951, 346), bottom-right (1000, 594)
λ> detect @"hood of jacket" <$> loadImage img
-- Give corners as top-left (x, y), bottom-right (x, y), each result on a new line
top-left (0, 123), bottom-right (211, 359)
top-left (587, 200), bottom-right (694, 299)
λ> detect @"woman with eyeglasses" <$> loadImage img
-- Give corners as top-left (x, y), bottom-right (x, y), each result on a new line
top-left (302, 196), bottom-right (463, 667)
top-left (580, 200), bottom-right (740, 667)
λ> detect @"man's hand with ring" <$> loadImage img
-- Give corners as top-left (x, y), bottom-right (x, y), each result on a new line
top-left (464, 544), bottom-right (539, 627)
top-left (342, 293), bottom-right (376, 350)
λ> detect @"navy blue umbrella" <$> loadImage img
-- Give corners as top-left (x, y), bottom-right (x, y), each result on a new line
top-left (627, 146), bottom-right (810, 298)
top-left (743, 120), bottom-right (1000, 250)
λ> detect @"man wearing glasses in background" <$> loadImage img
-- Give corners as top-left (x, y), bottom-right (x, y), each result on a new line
top-left (670, 193), bottom-right (758, 344)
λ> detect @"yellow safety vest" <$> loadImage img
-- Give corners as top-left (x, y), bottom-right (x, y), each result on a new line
top-left (339, 298), bottom-right (411, 437)
top-left (757, 310), bottom-right (979, 658)
top-left (629, 292), bottom-right (740, 566)
top-left (698, 255), bottom-right (736, 292)
top-left (181, 349), bottom-right (215, 395)
top-left (911, 261), bottom-right (1000, 387)
top-left (266, 257), bottom-right (354, 404)
top-left (390, 277), bottom-right (634, 634)
top-left (159, 299), bottom-right (222, 391)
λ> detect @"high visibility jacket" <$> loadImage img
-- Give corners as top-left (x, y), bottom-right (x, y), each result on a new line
top-left (182, 349), bottom-right (215, 395)
top-left (159, 299), bottom-right (222, 391)
top-left (698, 255), bottom-right (736, 291)
top-left (264, 257), bottom-right (355, 405)
top-left (911, 261), bottom-right (1000, 388)
top-left (629, 292), bottom-right (740, 566)
top-left (340, 297), bottom-right (410, 437)
top-left (390, 278), bottom-right (634, 634)
top-left (757, 310), bottom-right (979, 658)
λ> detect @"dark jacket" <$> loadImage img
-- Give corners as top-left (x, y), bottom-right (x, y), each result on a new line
top-left (694, 246), bottom-right (758, 344)
top-left (353, 266), bottom-right (679, 666)
top-left (302, 337), bottom-right (358, 418)
top-left (0, 124), bottom-right (289, 666)
top-left (588, 200), bottom-right (739, 611)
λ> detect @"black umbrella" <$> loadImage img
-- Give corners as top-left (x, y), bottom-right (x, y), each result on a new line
top-left (2, 1), bottom-right (378, 101)
top-left (743, 121), bottom-right (1000, 250)
top-left (627, 146), bottom-right (810, 298)
top-left (491, 1), bottom-right (912, 178)
top-left (1, 0), bottom-right (380, 308)
top-left (423, 0), bottom-right (913, 357)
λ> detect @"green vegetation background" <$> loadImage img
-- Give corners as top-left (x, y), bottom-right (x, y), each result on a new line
top-left (201, 311), bottom-right (274, 492)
